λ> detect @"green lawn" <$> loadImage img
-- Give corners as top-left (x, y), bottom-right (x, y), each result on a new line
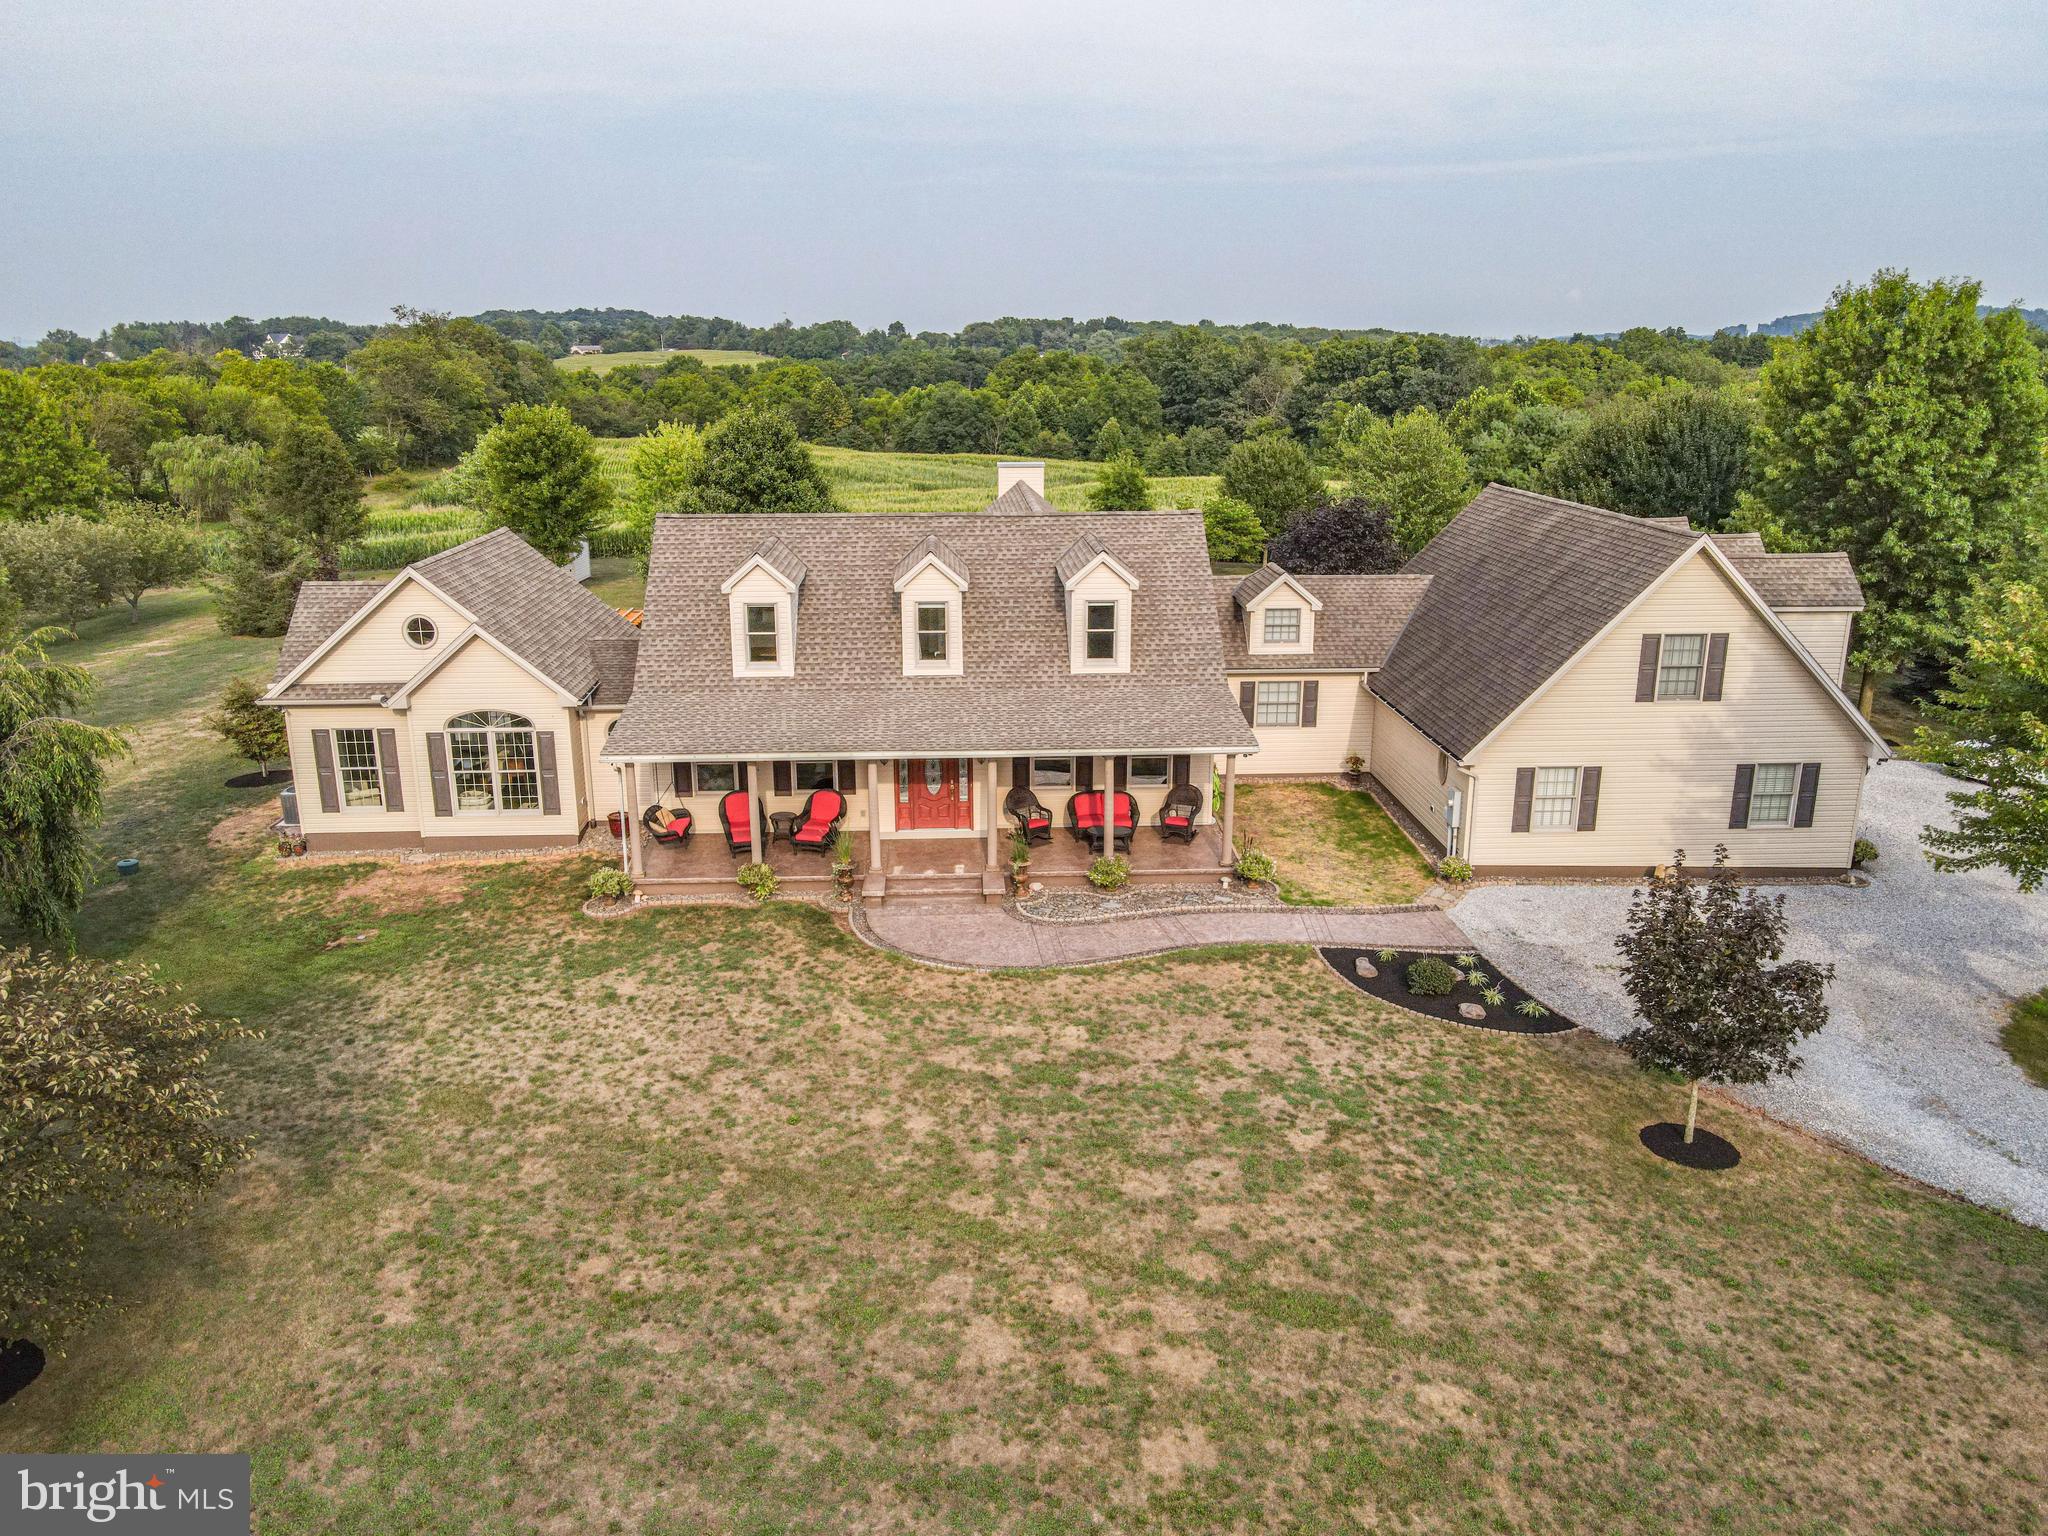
top-left (2005, 989), bottom-right (2048, 1088)
top-left (557, 348), bottom-right (771, 373)
top-left (1234, 781), bottom-right (1436, 906)
top-left (3, 597), bottom-right (2044, 1533)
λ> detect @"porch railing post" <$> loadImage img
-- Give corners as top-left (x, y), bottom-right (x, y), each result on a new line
top-left (1219, 754), bottom-right (1237, 864)
top-left (746, 762), bottom-right (764, 866)
top-left (984, 758), bottom-right (999, 868)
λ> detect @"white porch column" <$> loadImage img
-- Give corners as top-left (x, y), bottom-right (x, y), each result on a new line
top-left (745, 761), bottom-right (765, 863)
top-left (1096, 754), bottom-right (1116, 859)
top-left (617, 765), bottom-right (637, 876)
top-left (866, 760), bottom-right (883, 870)
top-left (984, 758), bottom-right (999, 867)
top-left (1219, 754), bottom-right (1237, 860)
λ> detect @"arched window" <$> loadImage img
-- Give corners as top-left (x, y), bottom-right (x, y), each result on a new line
top-left (445, 711), bottom-right (539, 812)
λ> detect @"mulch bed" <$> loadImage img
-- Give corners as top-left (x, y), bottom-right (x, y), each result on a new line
top-left (1321, 947), bottom-right (1577, 1035)
top-left (0, 1339), bottom-right (45, 1404)
top-left (225, 768), bottom-right (293, 788)
top-left (1639, 1122), bottom-right (1742, 1170)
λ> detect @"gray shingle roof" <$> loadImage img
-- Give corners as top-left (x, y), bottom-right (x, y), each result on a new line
top-left (1214, 574), bottom-right (1434, 672)
top-left (270, 528), bottom-right (638, 702)
top-left (740, 535), bottom-right (808, 591)
top-left (1372, 485), bottom-right (1702, 758)
top-left (893, 533), bottom-right (969, 588)
top-left (605, 510), bottom-right (1256, 758)
top-left (588, 635), bottom-right (641, 707)
top-left (265, 681), bottom-right (403, 705)
top-left (273, 581), bottom-right (381, 677)
top-left (1231, 563), bottom-right (1287, 608)
top-left (1054, 532), bottom-right (1115, 587)
top-left (984, 481), bottom-right (1059, 516)
top-left (1710, 537), bottom-right (1864, 609)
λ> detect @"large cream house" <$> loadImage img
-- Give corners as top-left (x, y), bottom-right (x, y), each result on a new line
top-left (264, 470), bottom-right (1885, 890)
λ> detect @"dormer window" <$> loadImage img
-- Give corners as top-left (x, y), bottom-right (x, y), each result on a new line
top-left (1085, 602), bottom-right (1118, 661)
top-left (1238, 565), bottom-right (1320, 655)
top-left (745, 604), bottom-right (779, 665)
top-left (916, 603), bottom-right (948, 662)
top-left (1262, 607), bottom-right (1301, 644)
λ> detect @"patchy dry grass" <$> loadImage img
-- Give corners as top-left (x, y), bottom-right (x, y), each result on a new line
top-left (1235, 781), bottom-right (1435, 907)
top-left (2004, 989), bottom-right (2048, 1089)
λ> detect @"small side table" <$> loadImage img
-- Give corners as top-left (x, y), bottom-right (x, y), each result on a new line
top-left (769, 811), bottom-right (798, 845)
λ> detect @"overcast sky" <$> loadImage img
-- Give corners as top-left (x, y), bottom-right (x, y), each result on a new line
top-left (4, 1), bottom-right (2044, 342)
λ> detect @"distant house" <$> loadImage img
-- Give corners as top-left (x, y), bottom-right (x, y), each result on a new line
top-left (254, 332), bottom-right (300, 358)
top-left (567, 344), bottom-right (604, 356)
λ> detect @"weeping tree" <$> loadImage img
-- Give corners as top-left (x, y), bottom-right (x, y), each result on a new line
top-left (1617, 847), bottom-right (1832, 1143)
top-left (0, 629), bottom-right (129, 943)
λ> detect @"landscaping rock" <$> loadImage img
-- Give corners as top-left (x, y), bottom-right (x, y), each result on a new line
top-left (1354, 957), bottom-right (1377, 978)
top-left (1458, 1002), bottom-right (1487, 1020)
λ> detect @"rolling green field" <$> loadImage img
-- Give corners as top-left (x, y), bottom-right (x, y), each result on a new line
top-left (343, 446), bottom-right (1223, 573)
top-left (6, 591), bottom-right (2045, 1534)
top-left (556, 347), bottom-right (771, 373)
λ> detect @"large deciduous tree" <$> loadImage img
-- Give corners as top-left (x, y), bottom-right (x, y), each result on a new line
top-left (1918, 571), bottom-right (2048, 890)
top-left (1087, 453), bottom-right (1154, 511)
top-left (621, 421), bottom-right (706, 569)
top-left (1266, 496), bottom-right (1403, 574)
top-left (0, 515), bottom-right (128, 630)
top-left (679, 406), bottom-right (837, 517)
top-left (0, 372), bottom-right (111, 521)
top-left (265, 421), bottom-right (365, 581)
top-left (150, 434), bottom-right (266, 523)
top-left (1201, 496), bottom-right (1268, 564)
top-left (1749, 271), bottom-right (2048, 715)
top-left (1617, 847), bottom-right (1832, 1144)
top-left (1540, 387), bottom-right (1754, 529)
top-left (476, 403), bottom-right (611, 563)
top-left (0, 946), bottom-right (254, 1343)
top-left (0, 629), bottom-right (129, 941)
top-left (105, 502), bottom-right (203, 621)
top-left (1341, 407), bottom-right (1472, 554)
top-left (1218, 433), bottom-right (1324, 534)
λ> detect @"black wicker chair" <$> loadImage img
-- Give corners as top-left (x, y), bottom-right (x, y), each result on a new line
top-left (643, 803), bottom-right (693, 846)
top-left (718, 790), bottom-right (768, 856)
top-left (1155, 783), bottom-right (1203, 844)
top-left (1005, 786), bottom-right (1054, 845)
top-left (1066, 789), bottom-right (1136, 854)
top-left (788, 788), bottom-right (848, 854)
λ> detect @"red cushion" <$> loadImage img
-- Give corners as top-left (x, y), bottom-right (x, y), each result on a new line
top-left (669, 811), bottom-right (691, 829)
top-left (1113, 797), bottom-right (1136, 827)
top-left (1074, 803), bottom-right (1102, 829)
top-left (1162, 814), bottom-right (1191, 826)
top-left (1026, 815), bottom-right (1050, 827)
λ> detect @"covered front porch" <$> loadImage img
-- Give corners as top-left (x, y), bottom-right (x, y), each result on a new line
top-left (607, 751), bottom-right (1245, 900)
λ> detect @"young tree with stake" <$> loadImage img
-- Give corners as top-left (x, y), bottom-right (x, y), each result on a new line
top-left (1617, 847), bottom-right (1832, 1145)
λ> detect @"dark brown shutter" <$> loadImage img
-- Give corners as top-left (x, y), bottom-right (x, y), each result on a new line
top-left (1239, 680), bottom-right (1255, 723)
top-left (426, 733), bottom-right (453, 817)
top-left (536, 731), bottom-right (561, 815)
top-left (1077, 757), bottom-right (1094, 791)
top-left (1729, 763), bottom-right (1754, 829)
top-left (773, 760), bottom-right (793, 794)
top-left (311, 729), bottom-right (340, 813)
top-left (1170, 754), bottom-right (1191, 787)
top-left (1576, 766), bottom-right (1601, 831)
top-left (1635, 634), bottom-right (1662, 702)
top-left (1511, 766), bottom-right (1535, 833)
top-left (1702, 633), bottom-right (1729, 701)
top-left (1011, 756), bottom-right (1031, 788)
top-left (672, 762), bottom-right (694, 796)
top-left (836, 759), bottom-right (857, 791)
top-left (1794, 762), bottom-right (1821, 827)
top-left (376, 727), bottom-right (404, 812)
top-left (1300, 680), bottom-right (1319, 727)
top-left (1113, 757), bottom-right (1129, 789)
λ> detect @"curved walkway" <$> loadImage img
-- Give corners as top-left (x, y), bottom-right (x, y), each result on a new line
top-left (860, 900), bottom-right (1467, 969)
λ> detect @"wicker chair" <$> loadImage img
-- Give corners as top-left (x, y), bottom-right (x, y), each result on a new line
top-left (788, 788), bottom-right (847, 854)
top-left (1066, 790), bottom-right (1136, 854)
top-left (718, 790), bottom-right (767, 856)
top-left (1155, 783), bottom-right (1203, 844)
top-left (1005, 786), bottom-right (1054, 845)
top-left (642, 804), bottom-right (693, 846)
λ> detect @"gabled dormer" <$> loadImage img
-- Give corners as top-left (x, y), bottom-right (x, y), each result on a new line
top-left (1233, 563), bottom-right (1321, 656)
top-left (893, 534), bottom-right (969, 677)
top-left (1056, 533), bottom-right (1139, 675)
top-left (721, 536), bottom-right (806, 679)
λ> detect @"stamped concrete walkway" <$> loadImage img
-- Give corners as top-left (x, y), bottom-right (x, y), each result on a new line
top-left (861, 901), bottom-right (1468, 969)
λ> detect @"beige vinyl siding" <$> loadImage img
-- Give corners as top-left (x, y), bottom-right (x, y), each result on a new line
top-left (1777, 609), bottom-right (1854, 687)
top-left (1067, 565), bottom-right (1135, 674)
top-left (283, 705), bottom-right (420, 840)
top-left (1469, 552), bottom-right (1872, 871)
top-left (1231, 673), bottom-right (1374, 775)
top-left (300, 580), bottom-right (468, 685)
top-left (1367, 694), bottom-right (1460, 855)
top-left (726, 565), bottom-right (796, 677)
top-left (583, 709), bottom-right (624, 827)
top-left (406, 639), bottom-right (581, 842)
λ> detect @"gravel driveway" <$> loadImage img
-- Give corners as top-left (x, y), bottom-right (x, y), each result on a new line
top-left (1453, 761), bottom-right (2048, 1228)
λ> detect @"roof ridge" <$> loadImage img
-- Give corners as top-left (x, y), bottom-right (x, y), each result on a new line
top-left (1474, 482), bottom-right (1700, 541)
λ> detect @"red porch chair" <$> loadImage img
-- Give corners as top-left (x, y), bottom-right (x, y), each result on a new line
top-left (719, 791), bottom-right (767, 856)
top-left (789, 788), bottom-right (847, 854)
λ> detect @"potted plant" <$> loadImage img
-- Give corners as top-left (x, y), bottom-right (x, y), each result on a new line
top-left (1007, 832), bottom-right (1032, 893)
top-left (830, 829), bottom-right (857, 899)
top-left (1343, 752), bottom-right (1367, 785)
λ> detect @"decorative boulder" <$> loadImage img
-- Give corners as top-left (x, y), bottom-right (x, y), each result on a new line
top-left (1458, 1002), bottom-right (1487, 1020)
top-left (1354, 957), bottom-right (1378, 979)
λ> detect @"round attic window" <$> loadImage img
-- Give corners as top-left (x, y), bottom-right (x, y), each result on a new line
top-left (405, 616), bottom-right (437, 648)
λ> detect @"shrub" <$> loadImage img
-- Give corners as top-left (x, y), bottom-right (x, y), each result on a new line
top-left (1008, 833), bottom-right (1032, 869)
top-left (1454, 953), bottom-right (1478, 968)
top-left (830, 829), bottom-right (856, 869)
top-left (1405, 957), bottom-right (1460, 996)
top-left (1853, 837), bottom-right (1879, 867)
top-left (1465, 968), bottom-right (1489, 987)
top-left (1515, 999), bottom-right (1550, 1019)
top-left (1480, 986), bottom-right (1506, 1007)
top-left (1375, 947), bottom-right (1399, 963)
top-left (1088, 854), bottom-right (1130, 891)
top-left (587, 867), bottom-right (633, 903)
top-left (736, 862), bottom-right (778, 901)
top-left (1440, 857), bottom-right (1474, 883)
top-left (1234, 848), bottom-right (1276, 884)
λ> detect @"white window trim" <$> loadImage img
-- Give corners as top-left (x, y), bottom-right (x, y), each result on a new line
top-left (1530, 766), bottom-right (1582, 832)
top-left (900, 592), bottom-right (964, 676)
top-left (333, 727), bottom-right (386, 812)
top-left (1655, 632), bottom-right (1708, 702)
top-left (445, 712), bottom-right (541, 815)
top-left (403, 616), bottom-right (437, 649)
top-left (1030, 756), bottom-right (1076, 788)
top-left (728, 590), bottom-right (795, 678)
top-left (1262, 607), bottom-right (1302, 645)
top-left (1749, 762), bottom-right (1799, 828)
top-left (1127, 755), bottom-right (1171, 787)
top-left (1253, 680), bottom-right (1302, 727)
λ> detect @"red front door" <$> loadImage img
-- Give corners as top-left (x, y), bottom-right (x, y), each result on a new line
top-left (896, 758), bottom-right (974, 830)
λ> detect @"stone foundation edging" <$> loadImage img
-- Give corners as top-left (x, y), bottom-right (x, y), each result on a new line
top-left (1007, 885), bottom-right (1447, 928)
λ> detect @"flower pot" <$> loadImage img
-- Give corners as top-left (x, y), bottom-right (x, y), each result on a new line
top-left (608, 811), bottom-right (625, 837)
